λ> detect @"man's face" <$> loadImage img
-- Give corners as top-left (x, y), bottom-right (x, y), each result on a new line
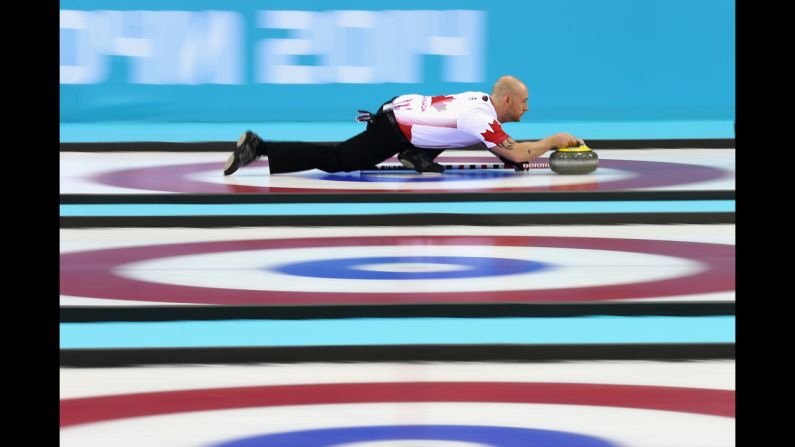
top-left (511, 87), bottom-right (529, 122)
top-left (503, 85), bottom-right (528, 122)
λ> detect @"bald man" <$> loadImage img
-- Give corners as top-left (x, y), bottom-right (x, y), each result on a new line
top-left (224, 75), bottom-right (580, 175)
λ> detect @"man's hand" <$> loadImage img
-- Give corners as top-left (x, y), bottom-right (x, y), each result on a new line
top-left (546, 132), bottom-right (580, 149)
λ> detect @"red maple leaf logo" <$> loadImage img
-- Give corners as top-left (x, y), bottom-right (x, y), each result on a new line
top-left (430, 95), bottom-right (454, 111)
top-left (480, 120), bottom-right (509, 145)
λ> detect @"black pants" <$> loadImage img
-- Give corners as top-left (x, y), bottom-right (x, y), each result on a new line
top-left (256, 100), bottom-right (428, 174)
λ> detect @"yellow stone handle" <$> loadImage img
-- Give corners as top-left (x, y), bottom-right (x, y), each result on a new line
top-left (556, 142), bottom-right (591, 152)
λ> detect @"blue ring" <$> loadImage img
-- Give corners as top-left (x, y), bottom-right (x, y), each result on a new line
top-left (212, 424), bottom-right (618, 447)
top-left (273, 256), bottom-right (550, 280)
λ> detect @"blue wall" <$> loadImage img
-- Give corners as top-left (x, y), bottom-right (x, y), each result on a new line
top-left (60, 0), bottom-right (735, 124)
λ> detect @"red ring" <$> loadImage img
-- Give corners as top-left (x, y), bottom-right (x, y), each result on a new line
top-left (90, 158), bottom-right (730, 193)
top-left (61, 381), bottom-right (735, 428)
top-left (60, 236), bottom-right (734, 305)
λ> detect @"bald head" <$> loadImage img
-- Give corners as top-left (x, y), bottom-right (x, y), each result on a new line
top-left (491, 75), bottom-right (526, 100)
top-left (490, 75), bottom-right (529, 123)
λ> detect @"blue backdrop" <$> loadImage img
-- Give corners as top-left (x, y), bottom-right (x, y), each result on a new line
top-left (60, 0), bottom-right (735, 126)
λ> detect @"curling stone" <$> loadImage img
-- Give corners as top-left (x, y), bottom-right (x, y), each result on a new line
top-left (549, 142), bottom-right (598, 175)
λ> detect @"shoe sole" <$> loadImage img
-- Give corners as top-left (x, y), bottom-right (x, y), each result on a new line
top-left (223, 153), bottom-right (238, 176)
top-left (398, 157), bottom-right (416, 170)
top-left (237, 132), bottom-right (248, 147)
top-left (223, 132), bottom-right (250, 176)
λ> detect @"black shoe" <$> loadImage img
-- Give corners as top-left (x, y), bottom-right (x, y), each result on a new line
top-left (397, 148), bottom-right (445, 173)
top-left (224, 131), bottom-right (262, 176)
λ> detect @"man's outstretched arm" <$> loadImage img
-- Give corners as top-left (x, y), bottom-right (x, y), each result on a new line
top-left (488, 133), bottom-right (580, 163)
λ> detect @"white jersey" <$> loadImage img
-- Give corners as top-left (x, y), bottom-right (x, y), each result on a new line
top-left (391, 92), bottom-right (510, 149)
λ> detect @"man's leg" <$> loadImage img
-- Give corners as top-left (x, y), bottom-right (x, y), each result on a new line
top-left (226, 122), bottom-right (400, 175)
top-left (268, 122), bottom-right (399, 174)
